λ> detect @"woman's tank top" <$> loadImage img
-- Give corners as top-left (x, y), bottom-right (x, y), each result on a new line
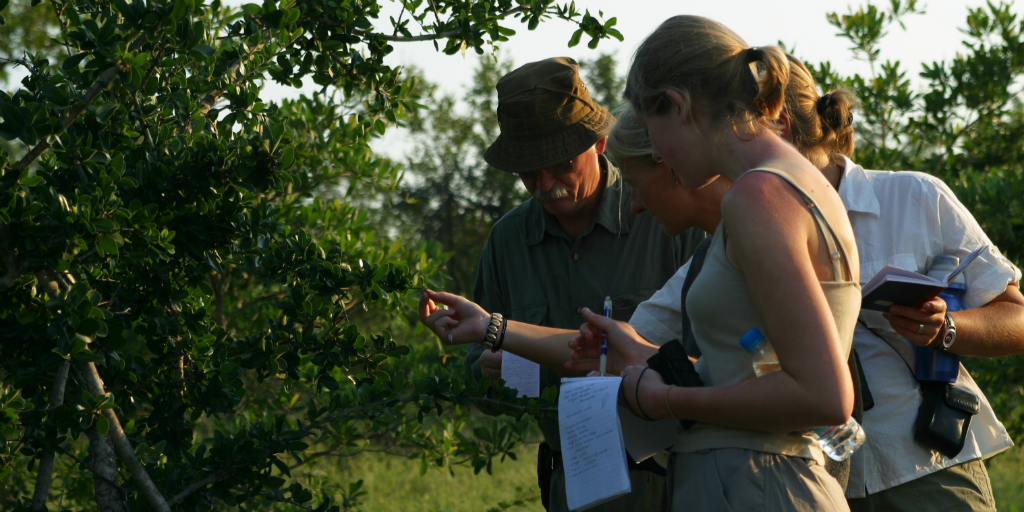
top-left (678, 166), bottom-right (861, 462)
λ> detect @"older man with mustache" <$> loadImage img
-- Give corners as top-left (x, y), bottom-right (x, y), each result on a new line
top-left (463, 57), bottom-right (705, 512)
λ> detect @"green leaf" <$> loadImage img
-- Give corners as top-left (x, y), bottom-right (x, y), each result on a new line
top-left (110, 153), bottom-right (124, 173)
top-left (192, 44), bottom-right (216, 58)
top-left (93, 218), bottom-right (115, 232)
top-left (568, 28), bottom-right (583, 48)
top-left (171, 0), bottom-right (188, 22)
top-left (281, 146), bottom-right (294, 168)
top-left (0, 101), bottom-right (25, 131)
top-left (62, 52), bottom-right (89, 71)
top-left (240, 3), bottom-right (261, 15)
top-left (95, 416), bottom-right (109, 435)
top-left (96, 235), bottom-right (118, 256)
top-left (20, 175), bottom-right (43, 187)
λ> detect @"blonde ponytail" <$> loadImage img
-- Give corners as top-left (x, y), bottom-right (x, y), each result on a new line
top-left (624, 16), bottom-right (788, 141)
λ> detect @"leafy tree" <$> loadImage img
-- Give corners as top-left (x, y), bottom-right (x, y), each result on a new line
top-left (813, 0), bottom-right (1024, 440)
top-left (0, 0), bottom-right (621, 510)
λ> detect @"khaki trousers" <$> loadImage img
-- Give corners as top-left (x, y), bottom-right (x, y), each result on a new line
top-left (847, 459), bottom-right (996, 512)
top-left (669, 449), bottom-right (849, 512)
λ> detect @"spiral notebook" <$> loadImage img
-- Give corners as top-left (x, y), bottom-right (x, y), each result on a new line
top-left (558, 377), bottom-right (631, 511)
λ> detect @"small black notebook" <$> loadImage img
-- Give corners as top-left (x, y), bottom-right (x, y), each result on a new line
top-left (860, 246), bottom-right (987, 312)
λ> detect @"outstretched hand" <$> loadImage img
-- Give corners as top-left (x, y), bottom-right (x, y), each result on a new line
top-left (564, 307), bottom-right (660, 375)
top-left (418, 289), bottom-right (490, 346)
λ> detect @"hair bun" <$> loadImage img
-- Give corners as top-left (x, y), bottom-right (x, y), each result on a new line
top-left (816, 93), bottom-right (853, 129)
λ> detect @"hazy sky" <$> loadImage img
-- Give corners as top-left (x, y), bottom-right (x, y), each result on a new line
top-left (243, 0), bottom-right (1002, 159)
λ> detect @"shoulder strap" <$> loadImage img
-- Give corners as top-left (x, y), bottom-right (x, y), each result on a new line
top-left (741, 168), bottom-right (854, 282)
top-left (680, 237), bottom-right (713, 358)
top-left (856, 317), bottom-right (917, 378)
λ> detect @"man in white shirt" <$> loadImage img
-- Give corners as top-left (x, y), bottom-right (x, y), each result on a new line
top-left (628, 156), bottom-right (1024, 510)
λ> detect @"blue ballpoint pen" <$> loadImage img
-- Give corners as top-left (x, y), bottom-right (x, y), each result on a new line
top-left (600, 296), bottom-right (611, 376)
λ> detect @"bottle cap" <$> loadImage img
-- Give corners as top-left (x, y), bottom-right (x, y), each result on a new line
top-left (927, 254), bottom-right (967, 285)
top-left (739, 328), bottom-right (765, 353)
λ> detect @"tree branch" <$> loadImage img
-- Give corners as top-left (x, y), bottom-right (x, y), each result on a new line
top-left (342, 6), bottom-right (529, 42)
top-left (29, 351), bottom-right (72, 511)
top-left (13, 33), bottom-right (144, 173)
top-left (166, 467), bottom-right (232, 507)
top-left (85, 427), bottom-right (127, 512)
top-left (76, 363), bottom-right (172, 512)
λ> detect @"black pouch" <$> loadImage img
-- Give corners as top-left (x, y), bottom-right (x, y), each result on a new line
top-left (914, 382), bottom-right (980, 458)
top-left (646, 339), bottom-right (704, 429)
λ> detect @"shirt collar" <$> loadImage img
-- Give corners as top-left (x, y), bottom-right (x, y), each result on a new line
top-left (837, 155), bottom-right (881, 218)
top-left (524, 155), bottom-right (630, 245)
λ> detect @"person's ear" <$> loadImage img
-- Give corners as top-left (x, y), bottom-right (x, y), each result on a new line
top-left (594, 136), bottom-right (607, 155)
top-left (664, 90), bottom-right (689, 124)
top-left (778, 111), bottom-right (792, 141)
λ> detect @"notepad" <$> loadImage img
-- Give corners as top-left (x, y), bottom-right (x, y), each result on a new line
top-left (500, 353), bottom-right (539, 398)
top-left (861, 246), bottom-right (987, 312)
top-left (559, 377), bottom-right (631, 511)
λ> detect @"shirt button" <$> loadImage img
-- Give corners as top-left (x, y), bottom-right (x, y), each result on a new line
top-left (572, 253), bottom-right (579, 260)
top-left (576, 307), bottom-right (582, 314)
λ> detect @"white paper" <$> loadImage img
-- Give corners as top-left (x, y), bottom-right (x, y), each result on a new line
top-left (500, 352), bottom-right (540, 398)
top-left (558, 377), bottom-right (631, 511)
top-left (618, 406), bottom-right (678, 463)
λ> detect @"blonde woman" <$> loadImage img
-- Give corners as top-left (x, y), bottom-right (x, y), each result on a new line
top-left (608, 15), bottom-right (860, 511)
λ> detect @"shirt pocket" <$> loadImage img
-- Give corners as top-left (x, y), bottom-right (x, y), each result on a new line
top-left (610, 289), bottom-right (659, 322)
top-left (509, 305), bottom-right (547, 325)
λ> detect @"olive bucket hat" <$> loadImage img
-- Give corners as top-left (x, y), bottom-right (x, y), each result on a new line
top-left (484, 57), bottom-right (614, 173)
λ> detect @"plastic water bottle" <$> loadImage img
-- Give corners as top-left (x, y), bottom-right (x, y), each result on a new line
top-left (914, 255), bottom-right (964, 383)
top-left (739, 328), bottom-right (867, 461)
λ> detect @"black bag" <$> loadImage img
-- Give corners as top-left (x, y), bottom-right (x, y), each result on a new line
top-left (646, 339), bottom-right (704, 429)
top-left (914, 382), bottom-right (980, 458)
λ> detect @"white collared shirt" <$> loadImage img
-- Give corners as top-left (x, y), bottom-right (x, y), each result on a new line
top-left (629, 156), bottom-right (1021, 497)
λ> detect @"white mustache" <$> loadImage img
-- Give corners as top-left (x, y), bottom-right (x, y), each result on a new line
top-left (534, 186), bottom-right (571, 200)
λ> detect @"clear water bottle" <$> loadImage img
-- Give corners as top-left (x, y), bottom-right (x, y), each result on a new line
top-left (914, 255), bottom-right (964, 383)
top-left (739, 328), bottom-right (867, 461)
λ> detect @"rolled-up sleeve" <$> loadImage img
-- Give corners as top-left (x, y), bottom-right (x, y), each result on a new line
top-left (628, 260), bottom-right (690, 346)
top-left (931, 178), bottom-right (1022, 309)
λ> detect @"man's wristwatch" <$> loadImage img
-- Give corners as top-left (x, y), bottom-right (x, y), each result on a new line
top-left (939, 312), bottom-right (957, 351)
top-left (481, 312), bottom-right (505, 352)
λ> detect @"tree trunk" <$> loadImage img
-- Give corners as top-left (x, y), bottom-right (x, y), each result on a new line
top-left (86, 427), bottom-right (125, 512)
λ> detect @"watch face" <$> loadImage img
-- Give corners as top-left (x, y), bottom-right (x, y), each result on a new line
top-left (942, 330), bottom-right (956, 348)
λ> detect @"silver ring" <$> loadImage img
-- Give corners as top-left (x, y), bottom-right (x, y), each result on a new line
top-left (916, 323), bottom-right (925, 334)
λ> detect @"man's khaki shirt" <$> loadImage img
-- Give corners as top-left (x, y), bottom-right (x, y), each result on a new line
top-left (466, 157), bottom-right (705, 448)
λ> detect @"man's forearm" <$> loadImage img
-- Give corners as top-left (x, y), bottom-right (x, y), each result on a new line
top-left (949, 284), bottom-right (1024, 357)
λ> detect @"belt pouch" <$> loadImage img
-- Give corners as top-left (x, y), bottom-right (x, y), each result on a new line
top-left (646, 339), bottom-right (704, 429)
top-left (914, 382), bottom-right (980, 458)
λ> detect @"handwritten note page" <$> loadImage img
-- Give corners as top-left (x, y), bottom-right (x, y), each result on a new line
top-left (558, 377), bottom-right (631, 511)
top-left (501, 352), bottom-right (540, 398)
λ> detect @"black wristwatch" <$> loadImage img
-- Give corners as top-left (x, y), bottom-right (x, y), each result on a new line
top-left (939, 313), bottom-right (957, 351)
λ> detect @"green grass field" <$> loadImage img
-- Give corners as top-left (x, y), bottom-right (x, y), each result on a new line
top-left (323, 446), bottom-right (1024, 511)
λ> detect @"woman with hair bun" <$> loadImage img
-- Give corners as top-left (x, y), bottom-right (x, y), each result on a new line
top-left (783, 54), bottom-right (1023, 512)
top-left (605, 15), bottom-right (861, 511)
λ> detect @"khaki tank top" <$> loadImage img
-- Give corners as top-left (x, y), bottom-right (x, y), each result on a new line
top-left (677, 166), bottom-right (861, 462)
